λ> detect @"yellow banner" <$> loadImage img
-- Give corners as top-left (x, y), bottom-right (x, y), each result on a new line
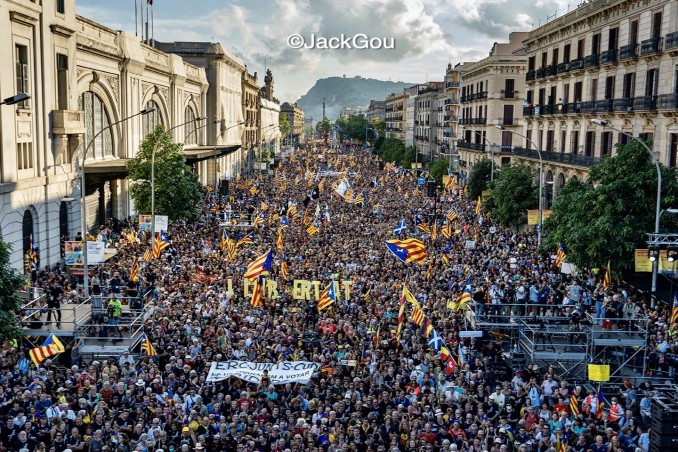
top-left (635, 249), bottom-right (653, 273)
top-left (588, 364), bottom-right (610, 382)
top-left (658, 250), bottom-right (677, 273)
top-left (527, 210), bottom-right (553, 225)
top-left (224, 278), bottom-right (353, 301)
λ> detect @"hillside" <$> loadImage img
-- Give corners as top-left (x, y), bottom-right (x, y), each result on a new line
top-left (296, 76), bottom-right (416, 122)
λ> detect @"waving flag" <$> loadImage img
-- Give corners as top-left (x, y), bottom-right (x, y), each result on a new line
top-left (141, 335), bottom-right (157, 356)
top-left (318, 282), bottom-right (337, 311)
top-left (280, 216), bottom-right (290, 228)
top-left (555, 243), bottom-right (567, 267)
top-left (251, 278), bottom-right (264, 307)
top-left (442, 221), bottom-right (452, 239)
top-left (393, 219), bottom-right (407, 235)
top-left (415, 216), bottom-right (431, 234)
top-left (412, 305), bottom-right (425, 326)
top-left (30, 235), bottom-right (38, 263)
top-left (603, 260), bottom-right (611, 290)
top-left (445, 355), bottom-right (458, 375)
top-left (143, 249), bottom-right (153, 262)
top-left (29, 334), bottom-right (65, 366)
top-left (126, 230), bottom-right (137, 243)
top-left (431, 223), bottom-right (438, 241)
top-left (306, 219), bottom-right (320, 236)
top-left (672, 293), bottom-right (678, 325)
top-left (280, 260), bottom-right (289, 280)
top-left (244, 249), bottom-right (273, 281)
top-left (287, 204), bottom-right (300, 222)
top-left (428, 330), bottom-right (443, 350)
top-left (226, 239), bottom-right (237, 262)
top-left (395, 283), bottom-right (407, 342)
top-left (446, 208), bottom-right (459, 222)
top-left (253, 212), bottom-right (265, 228)
top-left (385, 238), bottom-right (427, 265)
top-left (152, 230), bottom-right (170, 259)
top-left (220, 229), bottom-right (229, 251)
top-left (301, 208), bottom-right (311, 226)
top-left (373, 324), bottom-right (381, 349)
top-left (475, 196), bottom-right (482, 215)
top-left (454, 277), bottom-right (473, 311)
top-left (129, 260), bottom-right (139, 283)
top-left (354, 191), bottom-right (366, 206)
top-left (276, 228), bottom-right (284, 251)
top-left (236, 233), bottom-right (254, 248)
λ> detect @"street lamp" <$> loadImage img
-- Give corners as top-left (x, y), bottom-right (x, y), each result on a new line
top-left (591, 118), bottom-right (662, 297)
top-left (0, 92), bottom-right (29, 105)
top-left (496, 124), bottom-right (544, 246)
top-left (461, 126), bottom-right (497, 181)
top-left (149, 116), bottom-right (207, 250)
top-left (259, 124), bottom-right (278, 170)
top-left (80, 107), bottom-right (155, 297)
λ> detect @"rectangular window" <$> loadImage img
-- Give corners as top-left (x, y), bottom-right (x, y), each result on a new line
top-left (528, 56), bottom-right (536, 71)
top-left (591, 78), bottom-right (598, 102)
top-left (56, 54), bottom-right (68, 110)
top-left (537, 130), bottom-right (544, 151)
top-left (504, 79), bottom-right (515, 97)
top-left (623, 73), bottom-right (636, 98)
top-left (503, 104), bottom-right (514, 125)
top-left (564, 44), bottom-right (571, 62)
top-left (619, 133), bottom-right (630, 146)
top-left (57, 0), bottom-right (65, 14)
top-left (601, 131), bottom-right (613, 157)
top-left (577, 39), bottom-right (586, 58)
top-left (605, 76), bottom-right (615, 100)
top-left (17, 142), bottom-right (33, 170)
top-left (546, 130), bottom-right (555, 152)
top-left (560, 131), bottom-right (567, 153)
top-left (571, 131), bottom-right (580, 154)
top-left (552, 48), bottom-right (559, 66)
top-left (526, 130), bottom-right (532, 150)
top-left (609, 28), bottom-right (618, 50)
top-left (501, 130), bottom-right (512, 149)
top-left (630, 20), bottom-right (638, 45)
top-left (541, 52), bottom-right (548, 68)
top-left (645, 69), bottom-right (658, 96)
top-left (585, 131), bottom-right (596, 157)
top-left (652, 12), bottom-right (662, 39)
top-left (670, 134), bottom-right (678, 167)
top-left (592, 33), bottom-right (601, 55)
top-left (574, 82), bottom-right (583, 102)
top-left (563, 84), bottom-right (570, 103)
top-left (15, 45), bottom-right (29, 109)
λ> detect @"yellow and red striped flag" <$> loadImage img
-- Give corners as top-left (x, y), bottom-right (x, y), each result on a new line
top-left (141, 335), bottom-right (157, 356)
top-left (251, 278), bottom-right (264, 307)
top-left (317, 282), bottom-right (337, 311)
top-left (603, 260), bottom-right (611, 290)
top-left (385, 238), bottom-right (428, 265)
top-left (29, 335), bottom-right (65, 366)
top-left (129, 260), bottom-right (139, 283)
top-left (244, 249), bottom-right (273, 281)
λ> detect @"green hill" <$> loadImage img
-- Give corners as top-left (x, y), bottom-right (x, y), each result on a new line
top-left (296, 76), bottom-right (416, 123)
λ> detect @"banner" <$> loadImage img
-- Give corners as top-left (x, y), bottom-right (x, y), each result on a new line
top-left (64, 241), bottom-right (84, 265)
top-left (86, 241), bottom-right (105, 264)
top-left (138, 215), bottom-right (153, 232)
top-left (588, 364), bottom-right (610, 382)
top-left (634, 249), bottom-right (653, 273)
top-left (206, 361), bottom-right (319, 385)
top-left (527, 210), bottom-right (553, 225)
top-left (154, 215), bottom-right (168, 233)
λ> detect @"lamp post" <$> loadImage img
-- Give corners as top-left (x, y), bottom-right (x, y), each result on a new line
top-left (0, 92), bottom-right (29, 106)
top-left (258, 124), bottom-right (278, 171)
top-left (149, 117), bottom-right (207, 250)
top-left (461, 126), bottom-right (497, 181)
top-left (591, 118), bottom-right (662, 299)
top-left (496, 125), bottom-right (543, 246)
top-left (80, 107), bottom-right (155, 297)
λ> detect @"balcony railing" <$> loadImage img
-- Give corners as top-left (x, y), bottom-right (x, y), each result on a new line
top-left (612, 97), bottom-right (633, 112)
top-left (526, 70), bottom-right (535, 81)
top-left (535, 104), bottom-right (554, 115)
top-left (458, 141), bottom-right (486, 151)
top-left (536, 68), bottom-right (547, 79)
top-left (657, 93), bottom-right (678, 110)
top-left (640, 37), bottom-right (662, 56)
top-left (501, 118), bottom-right (518, 126)
top-left (569, 58), bottom-right (584, 71)
top-left (633, 95), bottom-right (657, 111)
top-left (619, 43), bottom-right (638, 61)
top-left (666, 32), bottom-right (678, 51)
top-left (594, 99), bottom-right (613, 113)
top-left (583, 54), bottom-right (599, 68)
top-left (513, 147), bottom-right (602, 168)
top-left (579, 101), bottom-right (595, 114)
top-left (599, 49), bottom-right (617, 65)
top-left (523, 106), bottom-right (534, 116)
top-left (473, 117), bottom-right (487, 125)
top-left (446, 81), bottom-right (461, 88)
top-left (557, 62), bottom-right (570, 74)
top-left (545, 64), bottom-right (557, 76)
top-left (501, 90), bottom-right (515, 99)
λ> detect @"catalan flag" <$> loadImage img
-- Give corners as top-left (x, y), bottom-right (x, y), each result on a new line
top-left (126, 230), bottom-right (137, 243)
top-left (244, 249), bottom-right (273, 281)
top-left (454, 277), bottom-right (473, 311)
top-left (363, 289), bottom-right (371, 301)
top-left (29, 235), bottom-right (38, 263)
top-left (236, 233), bottom-right (254, 248)
top-left (141, 335), bottom-right (157, 356)
top-left (344, 190), bottom-right (355, 203)
top-left (603, 260), bottom-right (611, 290)
top-left (431, 223), bottom-right (438, 241)
top-left (396, 285), bottom-right (407, 342)
top-left (445, 170), bottom-right (455, 190)
top-left (129, 260), bottom-right (139, 283)
top-left (29, 334), bottom-right (65, 366)
top-left (373, 324), bottom-right (381, 349)
top-left (596, 385), bottom-right (607, 419)
top-left (251, 277), bottom-right (264, 308)
top-left (280, 260), bottom-right (289, 280)
top-left (152, 230), bottom-right (170, 259)
top-left (415, 216), bottom-right (431, 234)
top-left (143, 249), bottom-right (153, 262)
top-left (555, 243), bottom-right (567, 268)
top-left (475, 196), bottom-right (482, 215)
top-left (276, 228), bottom-right (284, 251)
top-left (317, 282), bottom-right (337, 311)
top-left (671, 292), bottom-right (678, 325)
top-left (220, 229), bottom-right (228, 252)
top-left (306, 219), bottom-right (320, 236)
top-left (301, 209), bottom-right (311, 226)
top-left (570, 394), bottom-right (580, 416)
top-left (385, 238), bottom-right (428, 265)
top-left (354, 191), bottom-right (365, 206)
top-left (442, 221), bottom-right (452, 239)
top-left (287, 204), bottom-right (300, 222)
top-left (226, 239), bottom-right (237, 262)
top-left (446, 208), bottom-right (459, 222)
top-left (412, 305), bottom-right (425, 326)
top-left (253, 212), bottom-right (265, 228)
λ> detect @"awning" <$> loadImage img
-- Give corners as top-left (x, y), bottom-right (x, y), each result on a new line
top-left (85, 158), bottom-right (128, 174)
top-left (182, 145), bottom-right (241, 163)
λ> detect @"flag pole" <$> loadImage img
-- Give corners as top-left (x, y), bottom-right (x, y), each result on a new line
top-left (151, 1), bottom-right (154, 47)
top-left (140, 0), bottom-right (144, 41)
top-left (135, 0), bottom-right (138, 37)
top-left (145, 1), bottom-right (149, 45)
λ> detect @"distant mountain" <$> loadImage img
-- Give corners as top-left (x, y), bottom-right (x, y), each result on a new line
top-left (296, 76), bottom-right (416, 123)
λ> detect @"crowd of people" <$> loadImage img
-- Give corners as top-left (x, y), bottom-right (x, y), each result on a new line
top-left (5, 143), bottom-right (678, 452)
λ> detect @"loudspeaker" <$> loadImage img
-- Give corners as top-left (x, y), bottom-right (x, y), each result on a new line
top-left (379, 161), bottom-right (384, 171)
top-left (426, 181), bottom-right (436, 198)
top-left (220, 180), bottom-right (229, 196)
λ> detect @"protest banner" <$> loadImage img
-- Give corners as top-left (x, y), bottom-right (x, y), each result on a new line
top-left (206, 360), bottom-right (319, 385)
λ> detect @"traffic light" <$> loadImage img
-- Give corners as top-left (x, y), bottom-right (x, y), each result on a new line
top-left (426, 181), bottom-right (436, 198)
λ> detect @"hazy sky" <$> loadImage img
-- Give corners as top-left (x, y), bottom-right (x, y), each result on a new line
top-left (77, 0), bottom-right (571, 103)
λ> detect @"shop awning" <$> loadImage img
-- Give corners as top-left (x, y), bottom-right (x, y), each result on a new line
top-left (182, 145), bottom-right (241, 163)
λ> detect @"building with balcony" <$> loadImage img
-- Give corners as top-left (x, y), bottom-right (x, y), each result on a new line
top-left (414, 83), bottom-right (443, 161)
top-left (259, 70), bottom-right (281, 163)
top-left (366, 100), bottom-right (386, 123)
top-left (280, 101), bottom-right (305, 145)
top-left (242, 70), bottom-right (260, 172)
top-left (385, 91), bottom-right (408, 140)
top-left (0, 0), bottom-right (208, 270)
top-left (522, 0), bottom-right (678, 201)
top-left (441, 63), bottom-right (462, 166)
top-left (457, 32), bottom-right (529, 175)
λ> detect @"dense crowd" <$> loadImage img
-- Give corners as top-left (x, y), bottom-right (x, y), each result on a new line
top-left (4, 144), bottom-right (678, 452)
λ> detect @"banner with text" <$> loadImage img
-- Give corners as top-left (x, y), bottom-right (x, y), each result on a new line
top-left (206, 361), bottom-right (319, 385)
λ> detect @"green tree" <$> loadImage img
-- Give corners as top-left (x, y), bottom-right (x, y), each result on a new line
top-left (335, 114), bottom-right (368, 142)
top-left (467, 158), bottom-right (493, 200)
top-left (0, 239), bottom-right (26, 342)
top-left (488, 164), bottom-right (538, 228)
top-left (316, 117), bottom-right (331, 135)
top-left (428, 159), bottom-right (450, 185)
top-left (279, 113), bottom-right (291, 140)
top-left (543, 140), bottom-right (678, 274)
top-left (370, 118), bottom-right (386, 151)
top-left (127, 126), bottom-right (204, 222)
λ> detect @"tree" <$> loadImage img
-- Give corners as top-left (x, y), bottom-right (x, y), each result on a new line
top-left (467, 158), bottom-right (493, 200)
top-left (279, 113), bottom-right (291, 140)
top-left (488, 164), bottom-right (538, 228)
top-left (0, 239), bottom-right (27, 342)
top-left (370, 118), bottom-right (386, 151)
top-left (315, 117), bottom-right (331, 135)
top-left (127, 126), bottom-right (204, 222)
top-left (543, 139), bottom-right (678, 274)
top-left (335, 114), bottom-right (368, 142)
top-left (428, 159), bottom-right (450, 185)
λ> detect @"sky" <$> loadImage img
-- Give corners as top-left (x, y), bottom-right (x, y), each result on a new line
top-left (76, 0), bottom-right (572, 103)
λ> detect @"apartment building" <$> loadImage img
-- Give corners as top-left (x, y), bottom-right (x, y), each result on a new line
top-left (442, 63), bottom-right (462, 167)
top-left (366, 100), bottom-right (386, 123)
top-left (242, 70), bottom-right (260, 172)
top-left (280, 102), bottom-right (305, 145)
top-left (522, 0), bottom-right (678, 199)
top-left (385, 91), bottom-right (408, 140)
top-left (457, 32), bottom-right (529, 176)
top-left (414, 83), bottom-right (443, 161)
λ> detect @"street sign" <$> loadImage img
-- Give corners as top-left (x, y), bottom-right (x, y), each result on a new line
top-left (417, 177), bottom-right (426, 186)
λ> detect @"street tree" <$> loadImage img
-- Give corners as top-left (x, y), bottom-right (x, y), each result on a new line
top-left (315, 117), bottom-right (331, 135)
top-left (543, 139), bottom-right (678, 273)
top-left (467, 158), bottom-right (493, 200)
top-left (127, 126), bottom-right (204, 222)
top-left (428, 159), bottom-right (450, 185)
top-left (279, 113), bottom-right (291, 140)
top-left (488, 164), bottom-right (538, 228)
top-left (0, 239), bottom-right (27, 342)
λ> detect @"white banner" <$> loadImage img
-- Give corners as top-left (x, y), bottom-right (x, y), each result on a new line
top-left (206, 361), bottom-right (319, 385)
top-left (154, 215), bottom-right (169, 233)
top-left (86, 241), bottom-right (105, 264)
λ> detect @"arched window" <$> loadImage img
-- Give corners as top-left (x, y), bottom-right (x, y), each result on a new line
top-left (22, 210), bottom-right (34, 257)
top-left (79, 91), bottom-right (113, 160)
top-left (184, 107), bottom-right (197, 145)
top-left (142, 100), bottom-right (163, 136)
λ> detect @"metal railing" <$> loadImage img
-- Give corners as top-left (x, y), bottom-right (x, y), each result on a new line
top-left (619, 43), bottom-right (638, 60)
top-left (640, 37), bottom-right (662, 56)
top-left (666, 31), bottom-right (678, 51)
top-left (513, 146), bottom-right (603, 168)
top-left (600, 49), bottom-right (617, 65)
